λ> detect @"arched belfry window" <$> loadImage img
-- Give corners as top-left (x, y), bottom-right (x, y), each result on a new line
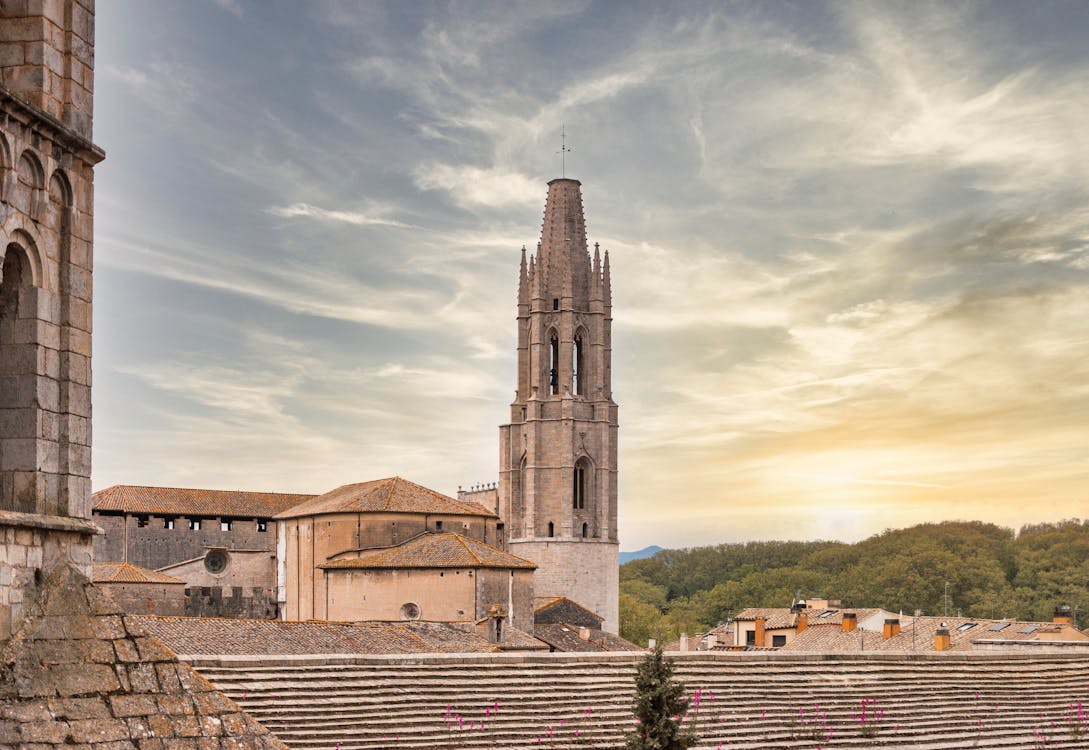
top-left (1, 246), bottom-right (33, 512)
top-left (573, 331), bottom-right (584, 396)
top-left (549, 330), bottom-right (559, 395)
top-left (573, 457), bottom-right (591, 510)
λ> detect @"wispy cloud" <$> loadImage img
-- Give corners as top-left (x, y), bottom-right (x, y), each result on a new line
top-left (267, 202), bottom-right (414, 228)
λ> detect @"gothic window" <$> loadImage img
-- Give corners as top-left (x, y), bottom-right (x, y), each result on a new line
top-left (573, 331), bottom-right (584, 395)
top-left (582, 522), bottom-right (588, 538)
top-left (573, 457), bottom-right (591, 510)
top-left (552, 298), bottom-right (559, 310)
top-left (547, 521), bottom-right (554, 537)
top-left (549, 331), bottom-right (559, 395)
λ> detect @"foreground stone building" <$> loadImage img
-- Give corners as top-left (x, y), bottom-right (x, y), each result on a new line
top-left (0, 6), bottom-right (285, 747)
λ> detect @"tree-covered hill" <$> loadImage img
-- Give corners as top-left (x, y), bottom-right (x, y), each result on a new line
top-left (619, 520), bottom-right (1089, 646)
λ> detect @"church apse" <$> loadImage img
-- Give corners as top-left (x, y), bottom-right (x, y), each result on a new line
top-left (498, 178), bottom-right (620, 633)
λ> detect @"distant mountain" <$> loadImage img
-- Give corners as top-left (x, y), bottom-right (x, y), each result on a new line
top-left (619, 545), bottom-right (663, 565)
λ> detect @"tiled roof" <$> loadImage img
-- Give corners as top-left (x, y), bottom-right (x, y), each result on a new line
top-left (93, 485), bottom-right (315, 518)
top-left (534, 623), bottom-right (644, 653)
top-left (320, 532), bottom-right (537, 570)
top-left (735, 607), bottom-right (888, 630)
top-left (92, 561), bottom-right (186, 585)
top-left (533, 596), bottom-right (603, 627)
top-left (782, 615), bottom-right (1089, 653)
top-left (274, 476), bottom-right (496, 520)
top-left (134, 616), bottom-right (541, 656)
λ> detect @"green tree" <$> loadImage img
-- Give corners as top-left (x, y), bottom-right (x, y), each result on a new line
top-left (626, 645), bottom-right (697, 750)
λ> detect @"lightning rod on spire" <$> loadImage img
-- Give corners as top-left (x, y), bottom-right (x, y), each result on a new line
top-left (557, 124), bottom-right (571, 178)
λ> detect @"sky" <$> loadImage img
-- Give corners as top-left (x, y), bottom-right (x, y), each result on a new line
top-left (90, 1), bottom-right (1089, 550)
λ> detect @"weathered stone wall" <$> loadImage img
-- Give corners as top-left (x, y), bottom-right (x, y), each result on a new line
top-left (510, 538), bottom-right (618, 634)
top-left (96, 581), bottom-right (186, 617)
top-left (0, 562), bottom-right (285, 750)
top-left (93, 513), bottom-right (275, 571)
top-left (475, 568), bottom-right (534, 632)
top-left (160, 549), bottom-right (278, 619)
top-left (0, 0), bottom-right (95, 140)
top-left (0, 513), bottom-right (95, 640)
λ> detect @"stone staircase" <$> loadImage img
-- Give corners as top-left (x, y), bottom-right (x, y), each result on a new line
top-left (187, 652), bottom-right (1089, 749)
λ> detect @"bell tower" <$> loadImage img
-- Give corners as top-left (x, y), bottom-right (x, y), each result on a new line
top-left (498, 178), bottom-right (619, 633)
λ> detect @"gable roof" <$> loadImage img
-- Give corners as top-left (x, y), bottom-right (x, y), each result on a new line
top-left (534, 597), bottom-right (604, 627)
top-left (534, 623), bottom-right (644, 653)
top-left (320, 533), bottom-right (537, 571)
top-left (274, 476), bottom-right (496, 520)
top-left (92, 561), bottom-right (186, 585)
top-left (93, 485), bottom-right (315, 518)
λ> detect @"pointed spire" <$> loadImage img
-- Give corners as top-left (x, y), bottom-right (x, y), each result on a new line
top-left (602, 249), bottom-right (612, 306)
top-left (518, 245), bottom-right (529, 305)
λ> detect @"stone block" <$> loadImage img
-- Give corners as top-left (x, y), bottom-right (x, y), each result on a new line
top-left (19, 720), bottom-right (72, 744)
top-left (0, 41), bottom-right (24, 66)
top-left (171, 715), bottom-right (202, 738)
top-left (0, 437), bottom-right (37, 470)
top-left (127, 663), bottom-right (160, 693)
top-left (155, 663), bottom-right (182, 693)
top-left (109, 693), bottom-right (159, 719)
top-left (91, 614), bottom-right (126, 640)
top-left (125, 717), bottom-right (153, 740)
top-left (71, 0), bottom-right (93, 43)
top-left (53, 662), bottom-right (121, 696)
top-left (113, 637), bottom-right (140, 662)
top-left (198, 715), bottom-right (223, 737)
top-left (67, 718), bottom-right (132, 744)
top-left (0, 17), bottom-right (46, 43)
top-left (145, 713), bottom-right (174, 738)
top-left (219, 713), bottom-right (248, 737)
top-left (47, 696), bottom-right (112, 720)
top-left (156, 694), bottom-right (194, 716)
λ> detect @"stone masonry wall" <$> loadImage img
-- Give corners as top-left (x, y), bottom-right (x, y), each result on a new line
top-left (0, 561), bottom-right (285, 750)
top-left (93, 513), bottom-right (276, 571)
top-left (510, 538), bottom-right (618, 634)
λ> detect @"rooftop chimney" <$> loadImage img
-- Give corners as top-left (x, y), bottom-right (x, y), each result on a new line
top-left (796, 612), bottom-right (808, 634)
top-left (883, 618), bottom-right (901, 639)
top-left (754, 617), bottom-right (766, 647)
top-left (578, 626), bottom-right (591, 641)
top-left (1053, 606), bottom-right (1074, 626)
top-left (934, 627), bottom-right (951, 651)
top-left (842, 613), bottom-right (857, 632)
top-left (487, 604), bottom-right (506, 644)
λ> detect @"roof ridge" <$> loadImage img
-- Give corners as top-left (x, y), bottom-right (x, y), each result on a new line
top-left (453, 533), bottom-right (481, 565)
top-left (94, 484), bottom-right (316, 496)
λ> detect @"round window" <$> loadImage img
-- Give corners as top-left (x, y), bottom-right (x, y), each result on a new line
top-left (204, 549), bottom-right (230, 575)
top-left (400, 602), bottom-right (421, 620)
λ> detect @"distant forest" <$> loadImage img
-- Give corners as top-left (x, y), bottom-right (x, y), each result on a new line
top-left (619, 520), bottom-right (1089, 646)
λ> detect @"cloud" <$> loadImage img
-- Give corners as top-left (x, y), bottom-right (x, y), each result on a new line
top-left (413, 164), bottom-right (542, 209)
top-left (267, 202), bottom-right (414, 228)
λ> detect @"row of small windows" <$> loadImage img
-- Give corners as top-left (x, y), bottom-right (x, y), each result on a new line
top-left (137, 515), bottom-right (268, 533)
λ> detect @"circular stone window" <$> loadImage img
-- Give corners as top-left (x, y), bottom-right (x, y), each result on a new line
top-left (400, 602), bottom-right (421, 621)
top-left (204, 549), bottom-right (230, 575)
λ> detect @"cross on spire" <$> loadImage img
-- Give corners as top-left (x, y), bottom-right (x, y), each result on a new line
top-left (557, 124), bottom-right (571, 178)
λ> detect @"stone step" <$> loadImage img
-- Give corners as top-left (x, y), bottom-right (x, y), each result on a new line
top-left (185, 653), bottom-right (1089, 750)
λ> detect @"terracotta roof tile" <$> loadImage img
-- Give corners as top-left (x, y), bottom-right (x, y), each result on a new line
top-left (274, 476), bottom-right (497, 520)
top-left (92, 561), bottom-right (186, 585)
top-left (93, 485), bottom-right (315, 518)
top-left (134, 616), bottom-right (541, 655)
top-left (320, 532), bottom-right (536, 570)
top-left (534, 623), bottom-right (644, 652)
top-left (782, 615), bottom-right (1089, 653)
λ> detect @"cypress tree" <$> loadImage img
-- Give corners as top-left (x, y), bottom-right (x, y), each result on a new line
top-left (626, 645), bottom-right (697, 750)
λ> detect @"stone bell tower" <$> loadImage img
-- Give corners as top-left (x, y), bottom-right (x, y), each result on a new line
top-left (0, 0), bottom-right (104, 640)
top-left (498, 178), bottom-right (619, 633)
